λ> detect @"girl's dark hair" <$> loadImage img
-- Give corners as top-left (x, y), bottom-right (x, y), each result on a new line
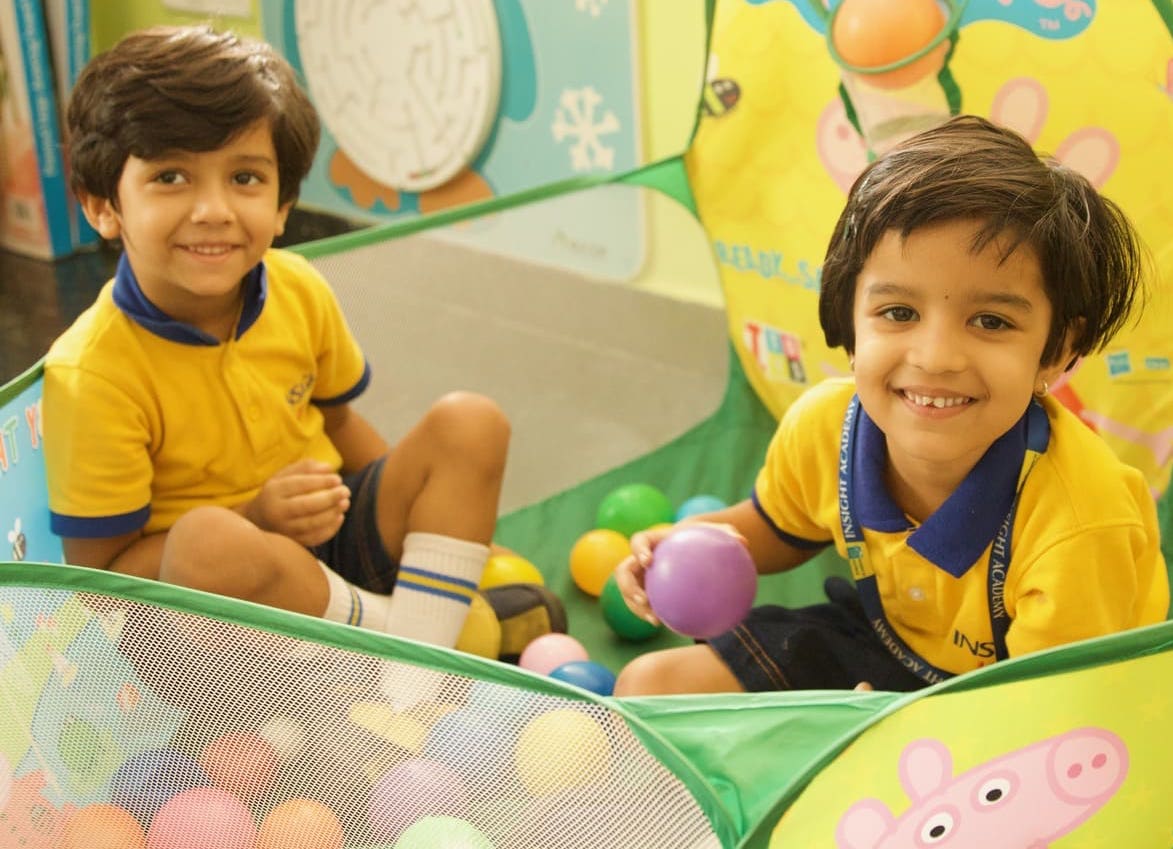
top-left (819, 115), bottom-right (1146, 367)
top-left (67, 25), bottom-right (320, 208)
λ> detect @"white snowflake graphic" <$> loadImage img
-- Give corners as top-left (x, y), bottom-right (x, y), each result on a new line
top-left (551, 86), bottom-right (620, 171)
top-left (575, 0), bottom-right (608, 16)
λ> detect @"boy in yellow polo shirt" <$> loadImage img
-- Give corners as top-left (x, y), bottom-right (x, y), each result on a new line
top-left (43, 25), bottom-right (518, 650)
top-left (614, 116), bottom-right (1169, 695)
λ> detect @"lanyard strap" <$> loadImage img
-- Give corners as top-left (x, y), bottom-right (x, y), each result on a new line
top-left (837, 395), bottom-right (1049, 684)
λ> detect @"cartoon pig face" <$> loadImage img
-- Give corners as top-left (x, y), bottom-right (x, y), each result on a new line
top-left (837, 727), bottom-right (1127, 848)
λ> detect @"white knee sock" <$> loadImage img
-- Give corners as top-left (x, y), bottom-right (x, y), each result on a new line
top-left (383, 532), bottom-right (488, 648)
top-left (319, 561), bottom-right (390, 628)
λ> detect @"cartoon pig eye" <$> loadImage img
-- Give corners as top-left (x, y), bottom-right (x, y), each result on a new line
top-left (976, 776), bottom-right (1013, 806)
top-left (918, 810), bottom-right (955, 844)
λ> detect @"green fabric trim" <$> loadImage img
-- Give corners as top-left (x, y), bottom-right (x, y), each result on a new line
top-left (0, 358), bottom-right (44, 406)
top-left (622, 689), bottom-right (902, 836)
top-left (1153, 0), bottom-right (1173, 36)
top-left (619, 157), bottom-right (698, 215)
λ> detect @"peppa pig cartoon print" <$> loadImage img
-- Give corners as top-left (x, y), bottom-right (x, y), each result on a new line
top-left (836, 727), bottom-right (1128, 848)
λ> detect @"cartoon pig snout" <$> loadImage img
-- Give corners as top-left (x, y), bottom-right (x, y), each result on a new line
top-left (1047, 728), bottom-right (1127, 805)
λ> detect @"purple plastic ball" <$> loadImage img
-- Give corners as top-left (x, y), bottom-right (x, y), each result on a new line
top-left (644, 525), bottom-right (757, 639)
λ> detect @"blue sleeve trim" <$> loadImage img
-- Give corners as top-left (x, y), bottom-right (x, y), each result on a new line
top-left (50, 505), bottom-right (150, 538)
top-left (314, 361), bottom-right (371, 407)
top-left (750, 490), bottom-right (830, 550)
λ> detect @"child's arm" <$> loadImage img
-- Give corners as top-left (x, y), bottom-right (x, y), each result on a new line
top-left (616, 499), bottom-right (819, 624)
top-left (319, 403), bottom-right (390, 473)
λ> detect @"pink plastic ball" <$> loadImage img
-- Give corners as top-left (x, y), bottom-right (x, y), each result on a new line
top-left (518, 633), bottom-right (590, 676)
top-left (146, 787), bottom-right (257, 849)
top-left (645, 525), bottom-right (757, 639)
top-left (368, 758), bottom-right (467, 842)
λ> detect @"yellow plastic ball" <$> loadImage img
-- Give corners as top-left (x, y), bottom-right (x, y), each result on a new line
top-left (479, 554), bottom-right (545, 589)
top-left (454, 592), bottom-right (503, 659)
top-left (831, 0), bottom-right (947, 89)
top-left (515, 709), bottom-right (611, 796)
top-left (568, 529), bottom-right (631, 597)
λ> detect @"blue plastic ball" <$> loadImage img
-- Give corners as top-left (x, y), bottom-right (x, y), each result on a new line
top-left (674, 494), bottom-right (728, 521)
top-left (109, 748), bottom-right (210, 824)
top-left (548, 660), bottom-right (617, 696)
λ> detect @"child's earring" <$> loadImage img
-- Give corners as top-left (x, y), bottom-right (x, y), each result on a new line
top-left (1033, 379), bottom-right (1049, 398)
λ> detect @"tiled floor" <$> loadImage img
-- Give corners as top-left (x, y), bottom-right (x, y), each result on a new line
top-left (0, 209), bottom-right (362, 385)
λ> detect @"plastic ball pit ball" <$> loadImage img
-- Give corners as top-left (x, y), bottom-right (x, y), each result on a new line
top-left (549, 659), bottom-right (617, 695)
top-left (368, 757), bottom-right (468, 842)
top-left (515, 709), bottom-right (611, 796)
top-left (109, 748), bottom-right (210, 825)
top-left (831, 0), bottom-right (948, 89)
top-left (599, 573), bottom-right (663, 641)
top-left (146, 787), bottom-right (257, 849)
top-left (518, 632), bottom-right (590, 676)
top-left (394, 815), bottom-right (494, 849)
top-left (674, 493), bottom-right (728, 521)
top-left (478, 553), bottom-right (545, 589)
top-left (568, 528), bottom-right (630, 596)
top-left (595, 483), bottom-right (675, 538)
top-left (62, 804), bottom-right (146, 849)
top-left (645, 525), bottom-right (758, 639)
top-left (200, 731), bottom-right (279, 803)
top-left (258, 798), bottom-right (344, 849)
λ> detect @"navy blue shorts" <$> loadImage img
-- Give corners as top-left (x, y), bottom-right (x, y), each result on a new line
top-left (309, 456), bottom-right (400, 594)
top-left (707, 577), bottom-right (929, 692)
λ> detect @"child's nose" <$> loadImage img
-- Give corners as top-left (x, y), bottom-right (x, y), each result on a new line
top-left (907, 322), bottom-right (967, 373)
top-left (190, 185), bottom-right (234, 223)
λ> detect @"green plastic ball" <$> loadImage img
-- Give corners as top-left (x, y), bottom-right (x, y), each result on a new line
top-left (600, 573), bottom-right (663, 641)
top-left (595, 483), bottom-right (674, 538)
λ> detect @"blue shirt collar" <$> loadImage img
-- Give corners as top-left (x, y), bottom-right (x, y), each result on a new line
top-left (111, 253), bottom-right (268, 345)
top-left (853, 403), bottom-right (1029, 578)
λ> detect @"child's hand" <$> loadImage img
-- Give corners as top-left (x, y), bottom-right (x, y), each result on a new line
top-left (614, 525), bottom-right (674, 625)
top-left (616, 521), bottom-right (750, 625)
top-left (245, 459), bottom-right (350, 546)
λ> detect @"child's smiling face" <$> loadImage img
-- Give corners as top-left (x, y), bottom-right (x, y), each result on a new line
top-left (851, 219), bottom-right (1068, 479)
top-left (82, 119), bottom-right (291, 335)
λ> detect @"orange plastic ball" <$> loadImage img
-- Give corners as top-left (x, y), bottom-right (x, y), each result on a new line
top-left (258, 798), bottom-right (344, 849)
top-left (62, 804), bottom-right (146, 849)
top-left (200, 732), bottom-right (279, 804)
top-left (568, 529), bottom-right (631, 597)
top-left (831, 0), bottom-right (948, 89)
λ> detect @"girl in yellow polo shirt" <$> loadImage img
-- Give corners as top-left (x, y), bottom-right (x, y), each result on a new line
top-left (614, 116), bottom-right (1168, 695)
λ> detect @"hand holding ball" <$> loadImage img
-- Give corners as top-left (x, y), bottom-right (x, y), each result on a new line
top-left (644, 525), bottom-right (757, 639)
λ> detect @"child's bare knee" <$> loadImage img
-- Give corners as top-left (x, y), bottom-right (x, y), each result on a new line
top-left (613, 652), bottom-right (671, 697)
top-left (427, 391), bottom-right (511, 463)
top-left (163, 506), bottom-right (260, 592)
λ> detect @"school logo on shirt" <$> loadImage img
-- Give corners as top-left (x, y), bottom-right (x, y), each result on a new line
top-left (953, 628), bottom-right (996, 658)
top-left (286, 373), bottom-right (315, 405)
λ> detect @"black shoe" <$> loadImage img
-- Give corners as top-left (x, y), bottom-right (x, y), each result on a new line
top-left (481, 583), bottom-right (568, 664)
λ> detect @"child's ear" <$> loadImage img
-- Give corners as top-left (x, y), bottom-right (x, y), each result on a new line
top-left (1058, 318), bottom-right (1086, 373)
top-left (79, 193), bottom-right (122, 240)
top-left (1039, 319), bottom-right (1085, 389)
top-left (274, 200), bottom-right (294, 237)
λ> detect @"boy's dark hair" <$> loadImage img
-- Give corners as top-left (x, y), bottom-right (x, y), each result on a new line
top-left (67, 25), bottom-right (320, 208)
top-left (819, 115), bottom-right (1145, 367)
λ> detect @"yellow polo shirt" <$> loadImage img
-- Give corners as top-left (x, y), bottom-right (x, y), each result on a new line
top-left (44, 248), bottom-right (369, 538)
top-left (753, 378), bottom-right (1168, 676)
